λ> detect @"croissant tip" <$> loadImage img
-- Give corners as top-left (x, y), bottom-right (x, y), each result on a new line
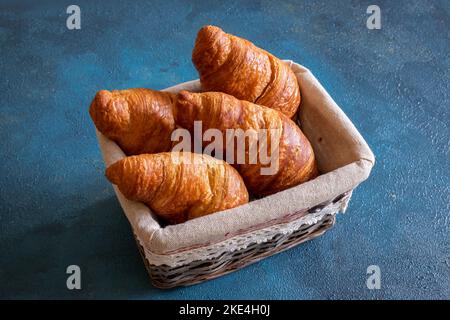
top-left (177, 90), bottom-right (193, 101)
top-left (199, 25), bottom-right (220, 32)
top-left (196, 25), bottom-right (224, 42)
top-left (89, 90), bottom-right (112, 120)
top-left (96, 89), bottom-right (112, 105)
top-left (105, 160), bottom-right (122, 185)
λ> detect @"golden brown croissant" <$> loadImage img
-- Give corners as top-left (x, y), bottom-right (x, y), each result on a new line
top-left (192, 25), bottom-right (300, 118)
top-left (175, 91), bottom-right (317, 196)
top-left (106, 152), bottom-right (249, 225)
top-left (89, 88), bottom-right (176, 155)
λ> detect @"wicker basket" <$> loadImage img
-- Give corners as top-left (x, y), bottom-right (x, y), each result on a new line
top-left (95, 61), bottom-right (375, 289)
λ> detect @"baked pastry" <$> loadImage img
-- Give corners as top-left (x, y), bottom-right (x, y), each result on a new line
top-left (89, 88), bottom-right (176, 155)
top-left (192, 25), bottom-right (300, 118)
top-left (175, 91), bottom-right (317, 196)
top-left (106, 152), bottom-right (249, 224)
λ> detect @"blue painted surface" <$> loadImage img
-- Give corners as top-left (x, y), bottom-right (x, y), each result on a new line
top-left (0, 0), bottom-right (449, 299)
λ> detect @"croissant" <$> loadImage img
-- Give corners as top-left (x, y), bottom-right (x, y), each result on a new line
top-left (175, 91), bottom-right (317, 196)
top-left (106, 152), bottom-right (249, 224)
top-left (192, 25), bottom-right (300, 118)
top-left (89, 88), bottom-right (176, 155)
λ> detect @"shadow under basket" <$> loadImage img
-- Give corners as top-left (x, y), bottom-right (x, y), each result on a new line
top-left (95, 61), bottom-right (375, 289)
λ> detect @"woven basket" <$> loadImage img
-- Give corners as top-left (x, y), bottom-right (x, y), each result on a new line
top-left (95, 61), bottom-right (375, 289)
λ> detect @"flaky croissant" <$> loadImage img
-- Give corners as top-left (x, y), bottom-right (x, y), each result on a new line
top-left (106, 152), bottom-right (249, 224)
top-left (175, 91), bottom-right (317, 196)
top-left (89, 88), bottom-right (176, 155)
top-left (192, 25), bottom-right (301, 118)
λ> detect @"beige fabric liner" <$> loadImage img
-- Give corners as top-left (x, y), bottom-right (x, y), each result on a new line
top-left (96, 61), bottom-right (375, 255)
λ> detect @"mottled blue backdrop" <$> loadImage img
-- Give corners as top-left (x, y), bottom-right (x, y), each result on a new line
top-left (0, 0), bottom-right (449, 299)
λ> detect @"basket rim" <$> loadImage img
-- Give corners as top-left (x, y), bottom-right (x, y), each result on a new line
top-left (136, 191), bottom-right (352, 267)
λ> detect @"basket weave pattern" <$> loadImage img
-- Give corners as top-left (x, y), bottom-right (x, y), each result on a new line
top-left (136, 191), bottom-right (350, 288)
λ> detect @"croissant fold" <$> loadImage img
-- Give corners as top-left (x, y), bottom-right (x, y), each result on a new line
top-left (192, 25), bottom-right (301, 118)
top-left (175, 91), bottom-right (317, 196)
top-left (105, 152), bottom-right (249, 224)
top-left (89, 88), bottom-right (176, 155)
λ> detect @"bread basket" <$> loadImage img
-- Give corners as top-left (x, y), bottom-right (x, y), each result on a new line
top-left (95, 61), bottom-right (375, 289)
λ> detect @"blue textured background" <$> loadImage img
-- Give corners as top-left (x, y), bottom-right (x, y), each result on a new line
top-left (0, 0), bottom-right (449, 299)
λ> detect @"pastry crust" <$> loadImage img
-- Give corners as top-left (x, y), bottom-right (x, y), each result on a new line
top-left (89, 88), bottom-right (176, 155)
top-left (175, 91), bottom-right (317, 196)
top-left (106, 152), bottom-right (249, 224)
top-left (192, 25), bottom-right (301, 118)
